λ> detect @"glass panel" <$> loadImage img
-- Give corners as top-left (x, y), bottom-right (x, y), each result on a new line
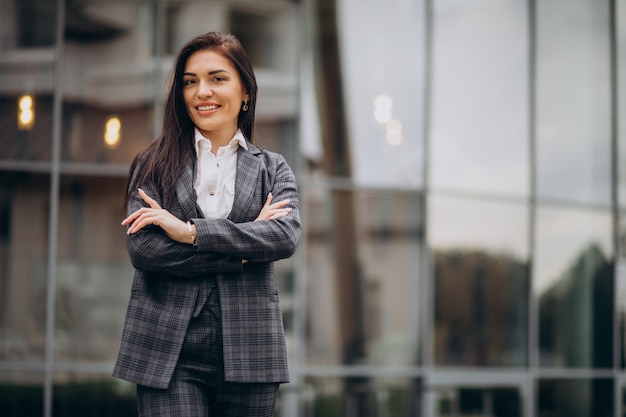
top-left (61, 1), bottom-right (155, 165)
top-left (302, 377), bottom-right (421, 417)
top-left (53, 374), bottom-right (135, 417)
top-left (0, 0), bottom-right (57, 162)
top-left (304, 187), bottom-right (422, 366)
top-left (229, 9), bottom-right (279, 70)
top-left (430, 0), bottom-right (529, 196)
top-left (435, 387), bottom-right (521, 417)
top-left (61, 104), bottom-right (154, 165)
top-left (0, 172), bottom-right (49, 361)
top-left (15, 0), bottom-right (57, 48)
top-left (429, 195), bottom-right (529, 366)
top-left (337, 0), bottom-right (425, 188)
top-left (536, 0), bottom-right (611, 205)
top-left (538, 379), bottom-right (613, 417)
top-left (535, 205), bottom-right (613, 367)
top-left (0, 371), bottom-right (44, 416)
top-left (54, 176), bottom-right (133, 362)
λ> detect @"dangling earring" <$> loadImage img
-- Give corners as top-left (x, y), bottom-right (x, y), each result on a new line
top-left (242, 100), bottom-right (249, 112)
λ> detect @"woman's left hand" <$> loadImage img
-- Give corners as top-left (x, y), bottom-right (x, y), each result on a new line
top-left (255, 192), bottom-right (291, 221)
top-left (122, 188), bottom-right (191, 243)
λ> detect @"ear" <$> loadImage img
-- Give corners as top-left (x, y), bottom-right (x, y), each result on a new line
top-left (243, 91), bottom-right (250, 102)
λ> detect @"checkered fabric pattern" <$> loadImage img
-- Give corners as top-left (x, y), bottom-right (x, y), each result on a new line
top-left (113, 143), bottom-right (301, 389)
top-left (135, 279), bottom-right (280, 416)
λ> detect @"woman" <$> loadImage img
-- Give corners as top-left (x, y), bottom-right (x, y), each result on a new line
top-left (113, 32), bottom-right (301, 417)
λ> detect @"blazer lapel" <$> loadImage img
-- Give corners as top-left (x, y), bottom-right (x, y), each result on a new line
top-left (176, 162), bottom-right (202, 219)
top-left (228, 145), bottom-right (262, 223)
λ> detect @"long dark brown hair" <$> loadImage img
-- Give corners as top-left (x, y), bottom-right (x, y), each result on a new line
top-left (125, 32), bottom-right (258, 210)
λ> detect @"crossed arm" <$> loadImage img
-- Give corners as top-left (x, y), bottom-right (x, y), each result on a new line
top-left (123, 188), bottom-right (291, 243)
top-left (122, 159), bottom-right (301, 277)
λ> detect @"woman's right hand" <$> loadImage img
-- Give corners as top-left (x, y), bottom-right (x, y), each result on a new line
top-left (255, 192), bottom-right (291, 221)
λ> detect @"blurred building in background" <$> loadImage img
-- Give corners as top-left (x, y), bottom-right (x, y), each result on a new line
top-left (0, 0), bottom-right (625, 416)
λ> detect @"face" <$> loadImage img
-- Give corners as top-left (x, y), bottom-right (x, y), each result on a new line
top-left (182, 49), bottom-right (249, 142)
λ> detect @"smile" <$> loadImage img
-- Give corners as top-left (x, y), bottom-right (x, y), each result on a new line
top-left (197, 105), bottom-right (219, 111)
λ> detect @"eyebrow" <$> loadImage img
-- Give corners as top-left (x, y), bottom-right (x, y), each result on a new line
top-left (183, 69), bottom-right (230, 77)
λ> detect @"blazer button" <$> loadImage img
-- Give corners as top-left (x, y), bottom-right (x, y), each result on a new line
top-left (209, 191), bottom-right (215, 196)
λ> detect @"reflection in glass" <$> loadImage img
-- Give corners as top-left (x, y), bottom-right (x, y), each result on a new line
top-left (17, 94), bottom-right (35, 130)
top-left (53, 374), bottom-right (135, 417)
top-left (0, 0), bottom-right (57, 162)
top-left (536, 0), bottom-right (611, 205)
top-left (429, 196), bottom-right (529, 366)
top-left (0, 371), bottom-right (44, 416)
top-left (0, 172), bottom-right (49, 361)
top-left (62, 104), bottom-right (153, 165)
top-left (338, 0), bottom-right (425, 188)
top-left (538, 379), bottom-right (612, 417)
top-left (535, 206), bottom-right (613, 367)
top-left (436, 387), bottom-right (521, 417)
top-left (54, 176), bottom-right (132, 362)
top-left (15, 0), bottom-right (57, 48)
top-left (303, 377), bottom-right (421, 417)
top-left (430, 0), bottom-right (529, 196)
top-left (304, 187), bottom-right (422, 366)
top-left (60, 0), bottom-right (156, 165)
top-left (0, 95), bottom-right (54, 161)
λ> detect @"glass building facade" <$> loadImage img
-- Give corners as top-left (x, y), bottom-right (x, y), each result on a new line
top-left (0, 0), bottom-right (625, 416)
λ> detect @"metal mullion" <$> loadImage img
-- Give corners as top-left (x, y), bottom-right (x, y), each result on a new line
top-left (43, 0), bottom-right (66, 416)
top-left (526, 0), bottom-right (538, 416)
top-left (611, 0), bottom-right (623, 416)
top-left (421, 0), bottom-right (434, 371)
top-left (152, 0), bottom-right (166, 138)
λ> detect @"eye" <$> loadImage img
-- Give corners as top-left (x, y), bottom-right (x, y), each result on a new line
top-left (183, 79), bottom-right (196, 86)
top-left (213, 76), bottom-right (226, 83)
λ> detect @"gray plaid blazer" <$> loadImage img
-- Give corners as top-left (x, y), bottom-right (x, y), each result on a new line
top-left (113, 143), bottom-right (301, 389)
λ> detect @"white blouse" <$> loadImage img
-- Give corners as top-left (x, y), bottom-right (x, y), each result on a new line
top-left (193, 128), bottom-right (247, 219)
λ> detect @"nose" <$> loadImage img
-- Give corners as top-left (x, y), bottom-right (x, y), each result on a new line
top-left (197, 80), bottom-right (213, 98)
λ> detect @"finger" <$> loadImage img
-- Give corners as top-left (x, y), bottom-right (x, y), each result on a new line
top-left (121, 207), bottom-right (154, 225)
top-left (268, 211), bottom-right (289, 220)
top-left (263, 192), bottom-right (274, 207)
top-left (127, 216), bottom-right (151, 234)
top-left (138, 188), bottom-right (162, 209)
top-left (121, 209), bottom-right (144, 226)
top-left (127, 211), bottom-right (159, 234)
top-left (269, 199), bottom-right (290, 209)
top-left (269, 208), bottom-right (292, 218)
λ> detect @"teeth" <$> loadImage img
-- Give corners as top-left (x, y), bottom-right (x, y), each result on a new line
top-left (198, 105), bottom-right (218, 111)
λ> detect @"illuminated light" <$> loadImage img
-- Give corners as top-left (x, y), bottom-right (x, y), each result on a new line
top-left (17, 94), bottom-right (35, 130)
top-left (385, 119), bottom-right (403, 146)
top-left (104, 116), bottom-right (121, 148)
top-left (374, 94), bottom-right (393, 124)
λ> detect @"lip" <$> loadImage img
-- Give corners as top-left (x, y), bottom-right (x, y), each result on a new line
top-left (195, 102), bottom-right (220, 112)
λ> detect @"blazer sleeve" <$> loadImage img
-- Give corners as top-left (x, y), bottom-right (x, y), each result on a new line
top-left (125, 179), bottom-right (243, 278)
top-left (193, 153), bottom-right (302, 262)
